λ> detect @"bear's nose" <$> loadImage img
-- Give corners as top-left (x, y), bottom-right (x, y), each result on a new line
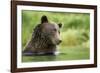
top-left (59, 40), bottom-right (62, 43)
top-left (57, 40), bottom-right (62, 45)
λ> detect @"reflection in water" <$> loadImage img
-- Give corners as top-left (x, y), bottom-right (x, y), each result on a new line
top-left (32, 55), bottom-right (56, 61)
top-left (22, 47), bottom-right (90, 62)
top-left (22, 53), bottom-right (67, 62)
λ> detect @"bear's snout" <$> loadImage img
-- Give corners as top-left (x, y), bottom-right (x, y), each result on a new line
top-left (57, 40), bottom-right (62, 45)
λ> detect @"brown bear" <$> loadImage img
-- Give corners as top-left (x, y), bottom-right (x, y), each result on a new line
top-left (23, 15), bottom-right (62, 56)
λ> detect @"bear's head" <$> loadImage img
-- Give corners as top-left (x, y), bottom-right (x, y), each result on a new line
top-left (40, 15), bottom-right (62, 45)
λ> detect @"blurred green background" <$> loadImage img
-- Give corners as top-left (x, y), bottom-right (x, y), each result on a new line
top-left (22, 10), bottom-right (90, 62)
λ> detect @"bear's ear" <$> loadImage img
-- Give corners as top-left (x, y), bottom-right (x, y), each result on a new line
top-left (41, 15), bottom-right (48, 24)
top-left (58, 23), bottom-right (62, 28)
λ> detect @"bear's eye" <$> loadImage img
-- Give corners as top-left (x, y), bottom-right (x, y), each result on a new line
top-left (53, 28), bottom-right (57, 32)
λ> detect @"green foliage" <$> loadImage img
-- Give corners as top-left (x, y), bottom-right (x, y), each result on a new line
top-left (61, 29), bottom-right (81, 46)
top-left (22, 10), bottom-right (90, 62)
top-left (60, 29), bottom-right (90, 47)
